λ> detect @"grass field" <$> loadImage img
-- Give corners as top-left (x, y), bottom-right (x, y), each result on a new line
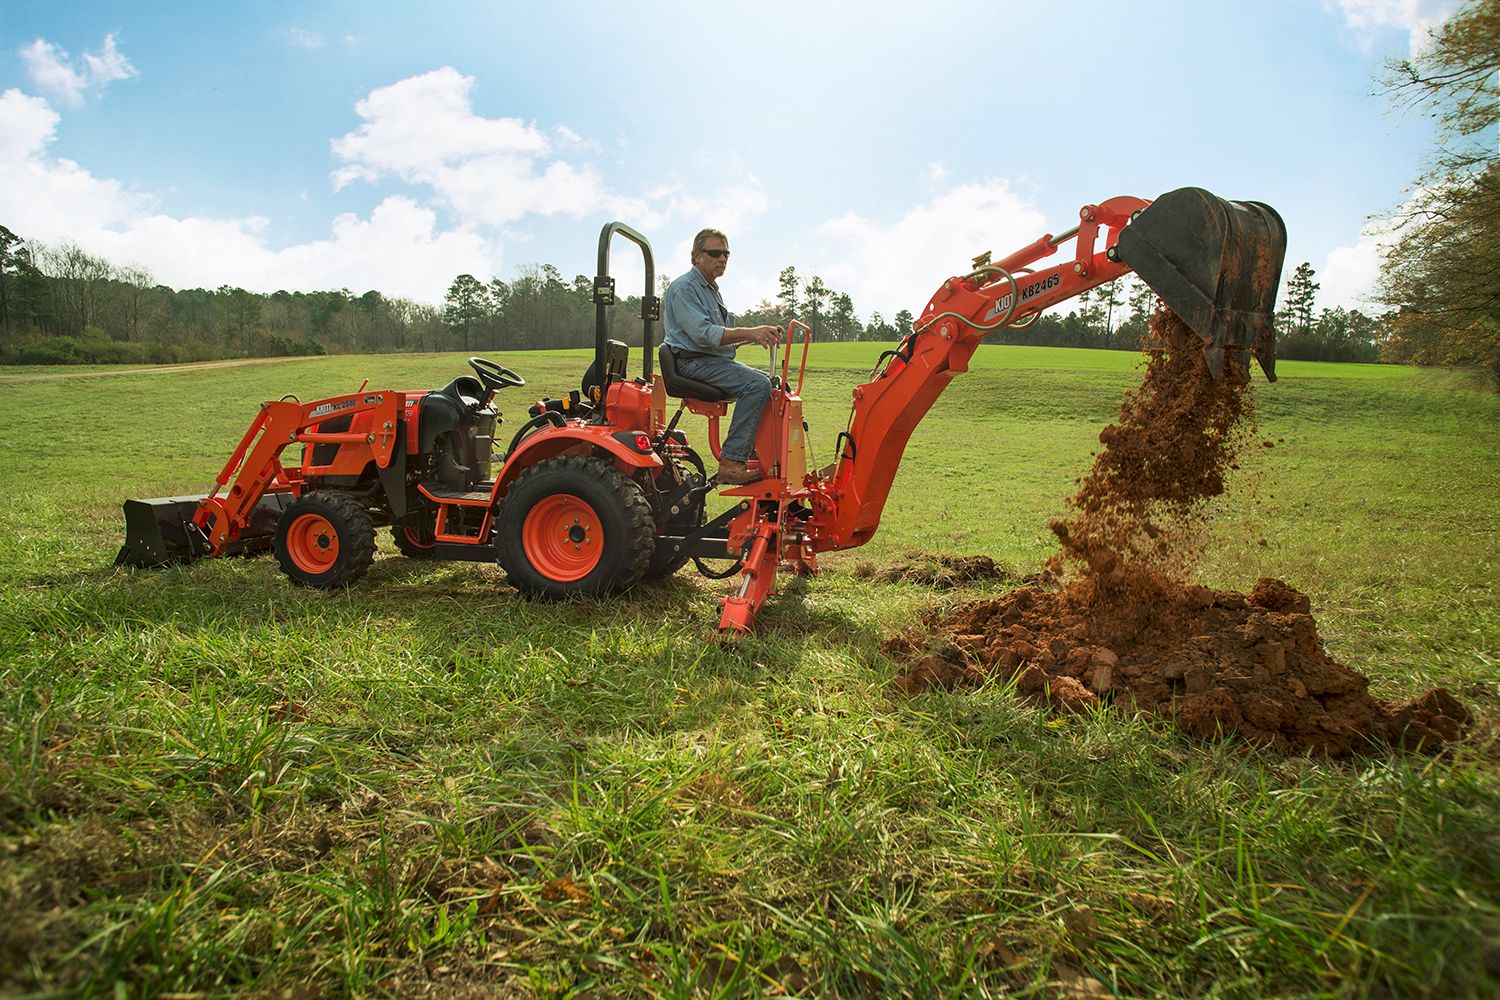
top-left (1, 343), bottom-right (1496, 998)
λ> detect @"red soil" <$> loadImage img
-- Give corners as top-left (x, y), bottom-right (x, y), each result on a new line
top-left (887, 310), bottom-right (1471, 755)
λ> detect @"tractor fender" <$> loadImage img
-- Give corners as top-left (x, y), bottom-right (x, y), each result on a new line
top-left (496, 425), bottom-right (662, 497)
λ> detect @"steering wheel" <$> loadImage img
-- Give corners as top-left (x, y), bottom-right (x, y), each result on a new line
top-left (468, 356), bottom-right (526, 392)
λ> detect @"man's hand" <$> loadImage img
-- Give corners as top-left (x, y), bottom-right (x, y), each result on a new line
top-left (723, 324), bottom-right (783, 349)
top-left (750, 324), bottom-right (781, 348)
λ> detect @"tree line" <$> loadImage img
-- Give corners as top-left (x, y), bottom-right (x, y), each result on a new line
top-left (0, 219), bottom-right (1381, 367)
top-left (1371, 0), bottom-right (1498, 384)
top-left (0, 226), bottom-right (456, 364)
top-left (5, 2), bottom-right (1494, 377)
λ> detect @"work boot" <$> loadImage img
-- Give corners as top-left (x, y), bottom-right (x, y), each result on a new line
top-left (715, 459), bottom-right (762, 485)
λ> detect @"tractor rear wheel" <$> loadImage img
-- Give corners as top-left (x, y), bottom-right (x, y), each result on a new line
top-left (275, 492), bottom-right (376, 588)
top-left (498, 455), bottom-right (654, 597)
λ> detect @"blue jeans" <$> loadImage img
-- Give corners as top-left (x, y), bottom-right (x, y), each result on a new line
top-left (677, 353), bottom-right (772, 463)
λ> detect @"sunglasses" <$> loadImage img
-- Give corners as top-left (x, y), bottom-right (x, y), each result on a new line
top-left (700, 248), bottom-right (731, 259)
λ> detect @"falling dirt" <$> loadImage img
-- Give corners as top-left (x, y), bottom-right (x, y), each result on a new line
top-left (887, 310), bottom-right (1472, 755)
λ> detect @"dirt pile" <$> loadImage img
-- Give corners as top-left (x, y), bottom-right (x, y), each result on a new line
top-left (888, 310), bottom-right (1471, 755)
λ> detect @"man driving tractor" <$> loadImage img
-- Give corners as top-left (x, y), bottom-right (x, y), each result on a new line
top-left (660, 227), bottom-right (781, 485)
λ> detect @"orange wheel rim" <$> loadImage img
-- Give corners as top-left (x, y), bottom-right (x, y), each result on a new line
top-left (522, 494), bottom-right (602, 582)
top-left (287, 513), bottom-right (339, 574)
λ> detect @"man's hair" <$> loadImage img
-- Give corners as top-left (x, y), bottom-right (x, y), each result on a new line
top-left (691, 227), bottom-right (728, 260)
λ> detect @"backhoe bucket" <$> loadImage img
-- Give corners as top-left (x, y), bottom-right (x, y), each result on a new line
top-left (1115, 187), bottom-right (1286, 381)
top-left (114, 492), bottom-right (293, 568)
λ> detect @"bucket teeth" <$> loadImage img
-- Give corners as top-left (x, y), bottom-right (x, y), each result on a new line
top-left (1117, 187), bottom-right (1287, 382)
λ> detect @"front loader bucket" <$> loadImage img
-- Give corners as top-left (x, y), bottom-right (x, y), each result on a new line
top-left (1115, 187), bottom-right (1287, 381)
top-left (114, 492), bottom-right (294, 568)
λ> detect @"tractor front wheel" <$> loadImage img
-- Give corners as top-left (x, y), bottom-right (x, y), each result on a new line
top-left (392, 522), bottom-right (437, 559)
top-left (498, 455), bottom-right (653, 598)
top-left (275, 492), bottom-right (376, 588)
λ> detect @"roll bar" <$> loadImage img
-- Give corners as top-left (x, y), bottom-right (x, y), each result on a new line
top-left (592, 222), bottom-right (659, 388)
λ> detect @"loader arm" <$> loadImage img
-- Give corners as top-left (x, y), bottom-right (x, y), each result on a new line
top-left (809, 188), bottom-right (1285, 554)
top-left (193, 391), bottom-right (401, 554)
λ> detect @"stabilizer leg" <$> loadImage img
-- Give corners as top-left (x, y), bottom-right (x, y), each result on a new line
top-left (719, 521), bottom-right (779, 634)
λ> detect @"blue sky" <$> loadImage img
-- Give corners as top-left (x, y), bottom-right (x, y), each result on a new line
top-left (0, 1), bottom-right (1467, 322)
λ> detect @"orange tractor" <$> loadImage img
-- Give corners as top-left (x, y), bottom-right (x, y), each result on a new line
top-left (117, 188), bottom-right (1285, 633)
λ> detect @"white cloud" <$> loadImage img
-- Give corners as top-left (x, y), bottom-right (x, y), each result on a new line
top-left (810, 179), bottom-right (1050, 320)
top-left (1319, 227), bottom-right (1388, 311)
top-left (0, 65), bottom-right (762, 305)
top-left (288, 28), bottom-right (325, 50)
top-left (0, 88), bottom-right (61, 163)
top-left (925, 163), bottom-right (949, 183)
top-left (331, 67), bottom-right (650, 228)
top-left (1329, 0), bottom-right (1459, 52)
top-left (0, 87), bottom-right (495, 299)
top-left (18, 34), bottom-right (136, 107)
top-left (0, 88), bottom-right (144, 231)
top-left (1316, 190), bottom-right (1439, 312)
top-left (91, 198), bottom-right (497, 301)
top-left (589, 181), bottom-right (773, 305)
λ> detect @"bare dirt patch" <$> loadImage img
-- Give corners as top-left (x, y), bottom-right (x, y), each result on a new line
top-left (886, 310), bottom-right (1472, 755)
top-left (855, 551), bottom-right (1020, 589)
top-left (0, 355), bottom-right (302, 384)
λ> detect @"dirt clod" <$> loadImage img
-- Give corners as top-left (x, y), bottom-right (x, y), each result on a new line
top-left (888, 309), bottom-right (1472, 756)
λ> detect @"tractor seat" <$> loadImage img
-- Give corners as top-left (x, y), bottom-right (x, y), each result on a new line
top-left (658, 344), bottom-right (728, 402)
top-left (417, 374), bottom-right (487, 455)
top-left (430, 374), bottom-right (486, 410)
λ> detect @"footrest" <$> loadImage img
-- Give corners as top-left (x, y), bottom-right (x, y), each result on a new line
top-left (418, 480), bottom-right (494, 503)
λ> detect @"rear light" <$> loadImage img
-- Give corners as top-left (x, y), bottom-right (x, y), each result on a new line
top-left (611, 430), bottom-right (657, 453)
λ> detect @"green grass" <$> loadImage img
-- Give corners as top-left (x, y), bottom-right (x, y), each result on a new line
top-left (1, 345), bottom-right (1496, 998)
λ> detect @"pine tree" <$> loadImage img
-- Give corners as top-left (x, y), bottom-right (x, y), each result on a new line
top-left (442, 274), bottom-right (489, 352)
top-left (893, 308), bottom-right (914, 338)
top-left (1285, 262), bottom-right (1320, 337)
top-left (803, 276), bottom-right (829, 338)
top-left (777, 266), bottom-right (800, 321)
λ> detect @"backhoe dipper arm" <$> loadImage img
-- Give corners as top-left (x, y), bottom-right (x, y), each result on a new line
top-left (812, 196), bottom-right (1147, 552)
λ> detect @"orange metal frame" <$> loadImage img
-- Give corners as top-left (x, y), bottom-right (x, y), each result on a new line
top-left (187, 197), bottom-right (1153, 634)
top-left (193, 376), bottom-right (668, 560)
top-left (702, 200), bottom-right (1151, 633)
top-left (193, 391), bottom-right (400, 553)
top-left (814, 196), bottom-right (1147, 553)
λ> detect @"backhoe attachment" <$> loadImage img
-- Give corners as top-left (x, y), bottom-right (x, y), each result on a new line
top-left (1116, 187), bottom-right (1286, 381)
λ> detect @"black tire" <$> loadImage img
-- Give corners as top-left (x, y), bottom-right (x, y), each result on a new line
top-left (274, 492), bottom-right (376, 588)
top-left (498, 455), bottom-right (654, 598)
top-left (391, 523), bottom-right (437, 559)
top-left (646, 446), bottom-right (707, 579)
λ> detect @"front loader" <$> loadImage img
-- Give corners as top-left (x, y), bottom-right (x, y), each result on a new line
top-left (116, 187), bottom-right (1285, 633)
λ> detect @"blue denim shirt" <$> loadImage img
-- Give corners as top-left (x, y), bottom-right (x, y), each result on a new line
top-left (662, 266), bottom-right (736, 357)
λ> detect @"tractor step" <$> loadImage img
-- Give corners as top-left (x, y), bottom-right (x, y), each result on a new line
top-left (433, 542), bottom-right (499, 562)
top-left (418, 480), bottom-right (495, 503)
